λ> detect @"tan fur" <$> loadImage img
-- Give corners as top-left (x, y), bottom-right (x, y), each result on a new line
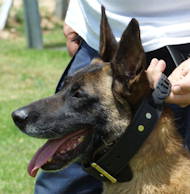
top-left (103, 109), bottom-right (190, 194)
top-left (87, 62), bottom-right (190, 193)
top-left (84, 63), bottom-right (131, 141)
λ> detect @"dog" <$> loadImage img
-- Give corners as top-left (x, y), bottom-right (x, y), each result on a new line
top-left (12, 7), bottom-right (190, 194)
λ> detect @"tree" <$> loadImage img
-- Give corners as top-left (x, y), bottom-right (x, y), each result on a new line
top-left (55, 0), bottom-right (69, 20)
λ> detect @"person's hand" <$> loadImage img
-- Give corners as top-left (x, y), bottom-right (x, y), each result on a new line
top-left (64, 23), bottom-right (81, 56)
top-left (146, 58), bottom-right (166, 89)
top-left (166, 58), bottom-right (190, 107)
top-left (146, 58), bottom-right (190, 107)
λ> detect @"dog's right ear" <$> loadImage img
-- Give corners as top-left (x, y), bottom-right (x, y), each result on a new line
top-left (99, 6), bottom-right (118, 62)
top-left (111, 19), bottom-right (149, 108)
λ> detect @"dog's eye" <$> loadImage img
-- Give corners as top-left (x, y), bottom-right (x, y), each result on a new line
top-left (73, 89), bottom-right (88, 99)
top-left (71, 84), bottom-right (83, 98)
top-left (73, 90), bottom-right (83, 98)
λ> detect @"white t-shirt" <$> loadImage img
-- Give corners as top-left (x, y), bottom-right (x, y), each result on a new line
top-left (65, 0), bottom-right (190, 52)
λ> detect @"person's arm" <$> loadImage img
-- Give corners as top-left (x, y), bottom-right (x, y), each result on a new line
top-left (146, 58), bottom-right (190, 107)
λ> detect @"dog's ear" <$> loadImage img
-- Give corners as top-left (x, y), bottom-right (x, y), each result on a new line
top-left (111, 19), bottom-right (149, 108)
top-left (99, 6), bottom-right (118, 62)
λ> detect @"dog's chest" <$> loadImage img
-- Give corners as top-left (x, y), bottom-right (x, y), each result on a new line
top-left (103, 182), bottom-right (136, 194)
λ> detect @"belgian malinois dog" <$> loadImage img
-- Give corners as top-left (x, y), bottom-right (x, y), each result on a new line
top-left (12, 7), bottom-right (190, 194)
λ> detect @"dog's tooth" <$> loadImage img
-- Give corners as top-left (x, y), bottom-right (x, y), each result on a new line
top-left (60, 150), bottom-right (65, 154)
top-left (78, 136), bottom-right (84, 143)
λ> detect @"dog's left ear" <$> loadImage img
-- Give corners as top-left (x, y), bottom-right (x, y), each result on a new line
top-left (111, 19), bottom-right (149, 107)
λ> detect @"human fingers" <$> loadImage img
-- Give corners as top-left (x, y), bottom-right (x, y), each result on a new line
top-left (146, 58), bottom-right (166, 88)
top-left (179, 58), bottom-right (190, 76)
top-left (66, 39), bottom-right (80, 56)
top-left (168, 58), bottom-right (190, 95)
top-left (172, 71), bottom-right (190, 95)
top-left (168, 58), bottom-right (190, 84)
top-left (147, 58), bottom-right (159, 70)
top-left (147, 58), bottom-right (166, 72)
top-left (165, 92), bottom-right (190, 107)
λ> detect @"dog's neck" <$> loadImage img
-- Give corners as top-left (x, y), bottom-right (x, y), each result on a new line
top-left (104, 108), bottom-right (190, 194)
top-left (131, 108), bottom-right (183, 169)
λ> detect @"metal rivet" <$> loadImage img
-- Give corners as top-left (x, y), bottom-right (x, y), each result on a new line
top-left (138, 125), bottom-right (144, 132)
top-left (146, 112), bottom-right (152, 119)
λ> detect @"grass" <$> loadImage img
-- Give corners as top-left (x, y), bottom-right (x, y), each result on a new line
top-left (0, 29), bottom-right (70, 193)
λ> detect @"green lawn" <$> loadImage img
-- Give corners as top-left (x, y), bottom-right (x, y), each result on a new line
top-left (0, 30), bottom-right (70, 193)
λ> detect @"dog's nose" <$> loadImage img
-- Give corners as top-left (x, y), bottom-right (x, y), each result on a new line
top-left (12, 109), bottom-right (29, 122)
top-left (12, 107), bottom-right (40, 131)
top-left (11, 107), bottom-right (30, 130)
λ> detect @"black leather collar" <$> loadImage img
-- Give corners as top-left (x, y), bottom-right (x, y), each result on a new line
top-left (82, 74), bottom-right (171, 183)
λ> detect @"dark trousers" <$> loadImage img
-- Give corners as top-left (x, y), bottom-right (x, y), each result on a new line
top-left (35, 41), bottom-right (190, 194)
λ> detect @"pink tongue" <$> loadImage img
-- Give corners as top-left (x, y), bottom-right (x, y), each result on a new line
top-left (28, 130), bottom-right (87, 177)
top-left (28, 138), bottom-right (66, 177)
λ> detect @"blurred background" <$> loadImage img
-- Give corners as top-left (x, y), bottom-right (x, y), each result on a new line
top-left (0, 0), bottom-right (70, 193)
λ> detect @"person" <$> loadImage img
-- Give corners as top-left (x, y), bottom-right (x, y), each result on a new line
top-left (35, 1), bottom-right (190, 193)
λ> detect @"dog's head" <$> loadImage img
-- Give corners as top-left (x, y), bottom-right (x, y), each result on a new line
top-left (12, 7), bottom-right (150, 177)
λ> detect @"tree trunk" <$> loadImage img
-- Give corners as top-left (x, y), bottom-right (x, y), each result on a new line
top-left (55, 0), bottom-right (69, 20)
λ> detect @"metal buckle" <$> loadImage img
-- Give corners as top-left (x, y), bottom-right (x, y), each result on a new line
top-left (91, 162), bottom-right (117, 183)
